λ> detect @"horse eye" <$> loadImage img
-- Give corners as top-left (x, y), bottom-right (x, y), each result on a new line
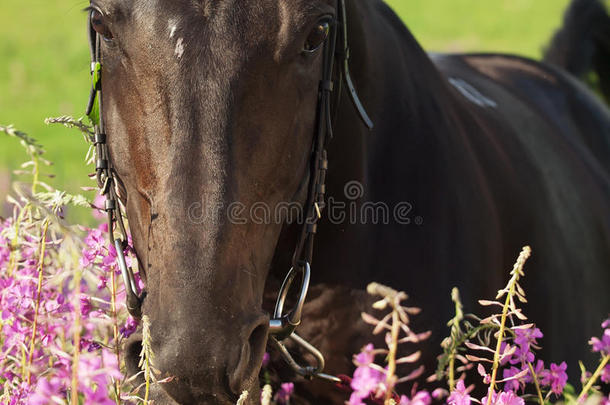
top-left (303, 19), bottom-right (331, 53)
top-left (90, 9), bottom-right (113, 41)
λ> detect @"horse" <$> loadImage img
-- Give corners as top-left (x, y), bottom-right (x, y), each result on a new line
top-left (85, 0), bottom-right (610, 403)
top-left (545, 0), bottom-right (610, 103)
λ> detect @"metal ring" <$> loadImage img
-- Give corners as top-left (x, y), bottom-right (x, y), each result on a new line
top-left (269, 262), bottom-right (311, 339)
top-left (114, 239), bottom-right (142, 318)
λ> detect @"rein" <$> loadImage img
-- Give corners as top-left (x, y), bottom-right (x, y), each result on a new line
top-left (85, 0), bottom-right (372, 384)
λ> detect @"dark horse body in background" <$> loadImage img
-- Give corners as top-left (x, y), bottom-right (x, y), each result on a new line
top-left (91, 0), bottom-right (610, 403)
top-left (545, 0), bottom-right (610, 103)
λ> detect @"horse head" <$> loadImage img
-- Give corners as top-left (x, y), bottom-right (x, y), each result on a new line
top-left (86, 0), bottom-right (369, 403)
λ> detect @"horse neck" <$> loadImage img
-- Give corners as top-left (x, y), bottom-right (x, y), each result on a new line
top-left (330, 0), bottom-right (470, 201)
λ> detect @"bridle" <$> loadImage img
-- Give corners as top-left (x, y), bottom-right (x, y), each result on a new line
top-left (86, 0), bottom-right (372, 384)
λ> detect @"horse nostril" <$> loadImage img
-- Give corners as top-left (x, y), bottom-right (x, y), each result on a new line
top-left (248, 323), bottom-right (268, 364)
top-left (228, 322), bottom-right (269, 395)
top-left (125, 337), bottom-right (144, 384)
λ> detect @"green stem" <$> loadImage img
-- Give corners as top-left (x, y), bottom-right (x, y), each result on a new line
top-left (577, 354), bottom-right (609, 402)
top-left (31, 155), bottom-right (39, 194)
top-left (109, 271), bottom-right (121, 405)
top-left (384, 303), bottom-right (400, 405)
top-left (25, 218), bottom-right (50, 384)
top-left (7, 204), bottom-right (29, 277)
top-left (527, 361), bottom-right (545, 405)
top-left (485, 247), bottom-right (530, 405)
top-left (486, 286), bottom-right (513, 405)
top-left (144, 352), bottom-right (150, 404)
top-left (449, 354), bottom-right (456, 391)
top-left (71, 263), bottom-right (82, 405)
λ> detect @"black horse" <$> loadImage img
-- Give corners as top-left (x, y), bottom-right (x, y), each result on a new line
top-left (545, 0), bottom-right (610, 103)
top-left (87, 0), bottom-right (610, 403)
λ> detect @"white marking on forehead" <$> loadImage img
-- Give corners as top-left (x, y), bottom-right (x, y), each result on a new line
top-left (168, 19), bottom-right (177, 38)
top-left (275, 2), bottom-right (290, 62)
top-left (448, 77), bottom-right (498, 108)
top-left (175, 38), bottom-right (185, 59)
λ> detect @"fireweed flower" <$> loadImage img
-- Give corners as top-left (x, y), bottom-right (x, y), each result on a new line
top-left (447, 380), bottom-right (473, 405)
top-left (513, 327), bottom-right (543, 349)
top-left (524, 359), bottom-right (545, 384)
top-left (120, 315), bottom-right (139, 338)
top-left (509, 345), bottom-right (535, 366)
top-left (539, 362), bottom-right (568, 395)
top-left (495, 391), bottom-right (525, 405)
top-left (274, 382), bottom-right (294, 405)
top-left (478, 364), bottom-right (492, 385)
top-left (349, 344), bottom-right (385, 405)
top-left (482, 389), bottom-right (525, 405)
top-left (589, 323), bottom-right (610, 355)
top-left (0, 199), bottom-right (137, 403)
top-left (399, 390), bottom-right (431, 405)
top-left (349, 364), bottom-right (385, 404)
top-left (502, 366), bottom-right (525, 392)
top-left (262, 352), bottom-right (270, 368)
top-left (601, 364), bottom-right (610, 384)
top-left (481, 387), bottom-right (497, 405)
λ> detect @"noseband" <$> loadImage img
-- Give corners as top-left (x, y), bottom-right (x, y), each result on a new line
top-left (86, 0), bottom-right (372, 383)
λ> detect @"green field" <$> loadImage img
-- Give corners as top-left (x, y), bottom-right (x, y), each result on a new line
top-left (0, 0), bottom-right (571, 218)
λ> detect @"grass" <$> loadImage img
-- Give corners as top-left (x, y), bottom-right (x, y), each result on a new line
top-left (0, 0), bottom-right (571, 220)
top-left (0, 0), bottom-right (92, 217)
top-left (385, 0), bottom-right (571, 58)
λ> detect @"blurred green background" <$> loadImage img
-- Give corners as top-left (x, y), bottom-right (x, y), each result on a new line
top-left (0, 0), bottom-right (571, 220)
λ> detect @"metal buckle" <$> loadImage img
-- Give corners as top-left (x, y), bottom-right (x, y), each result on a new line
top-left (114, 238), bottom-right (143, 318)
top-left (268, 262), bottom-right (311, 340)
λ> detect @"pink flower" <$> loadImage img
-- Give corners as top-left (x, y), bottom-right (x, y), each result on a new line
top-left (478, 364), bottom-right (491, 384)
top-left (448, 380), bottom-right (473, 405)
top-left (120, 316), bottom-right (138, 338)
top-left (539, 362), bottom-right (568, 395)
top-left (262, 352), bottom-right (270, 368)
top-left (354, 343), bottom-right (376, 366)
top-left (481, 387), bottom-right (497, 405)
top-left (84, 228), bottom-right (105, 255)
top-left (482, 389), bottom-right (524, 405)
top-left (432, 388), bottom-right (449, 400)
top-left (28, 377), bottom-right (62, 405)
top-left (600, 394), bottom-right (610, 405)
top-left (399, 391), bottom-right (431, 405)
top-left (97, 275), bottom-right (108, 290)
top-left (495, 391), bottom-right (524, 405)
top-left (509, 345), bottom-right (534, 365)
top-left (92, 194), bottom-right (107, 220)
top-left (513, 327), bottom-right (543, 348)
top-left (274, 382), bottom-right (294, 404)
top-left (502, 366), bottom-right (525, 392)
top-left (589, 329), bottom-right (610, 356)
top-left (349, 364), bottom-right (384, 405)
top-left (80, 294), bottom-right (93, 316)
top-left (524, 359), bottom-right (545, 384)
top-left (601, 364), bottom-right (610, 384)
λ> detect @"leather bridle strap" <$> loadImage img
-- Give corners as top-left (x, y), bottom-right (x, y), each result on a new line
top-left (85, 0), bottom-right (372, 383)
top-left (86, 15), bottom-right (143, 318)
top-left (266, 0), bottom-right (373, 382)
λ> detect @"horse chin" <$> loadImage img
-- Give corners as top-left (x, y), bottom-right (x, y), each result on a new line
top-left (147, 386), bottom-right (248, 405)
top-left (123, 314), bottom-right (268, 404)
